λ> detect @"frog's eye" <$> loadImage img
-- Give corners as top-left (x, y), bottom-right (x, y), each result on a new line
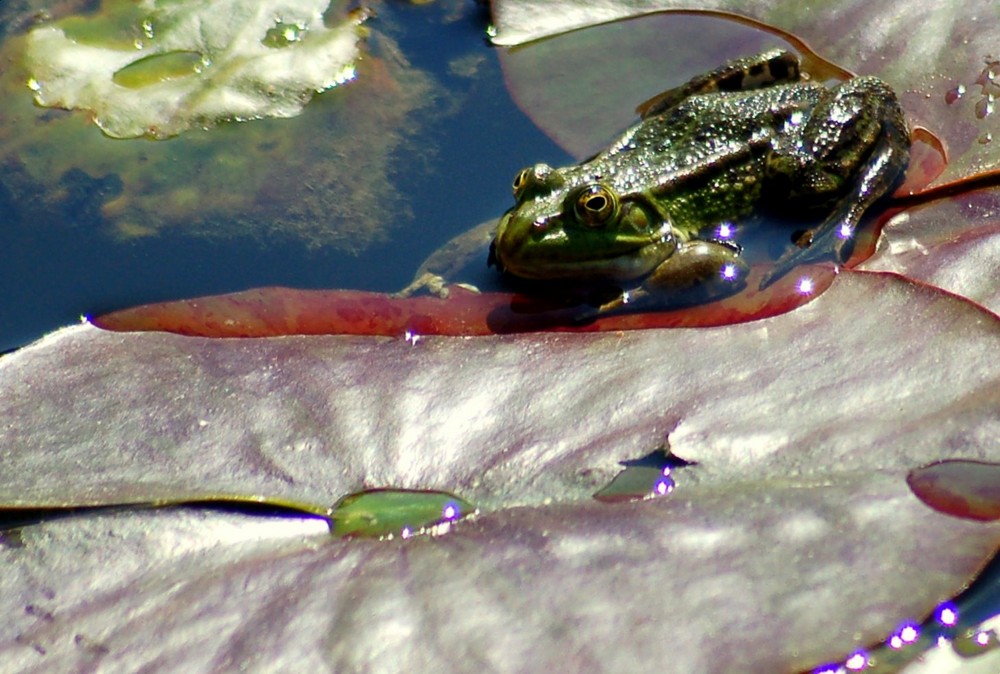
top-left (512, 168), bottom-right (531, 198)
top-left (574, 184), bottom-right (619, 227)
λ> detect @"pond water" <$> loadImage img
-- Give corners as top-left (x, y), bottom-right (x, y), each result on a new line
top-left (0, 0), bottom-right (570, 352)
top-left (3, 1), bottom-right (1000, 669)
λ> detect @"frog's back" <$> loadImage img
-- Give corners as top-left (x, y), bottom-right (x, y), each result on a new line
top-left (620, 82), bottom-right (827, 161)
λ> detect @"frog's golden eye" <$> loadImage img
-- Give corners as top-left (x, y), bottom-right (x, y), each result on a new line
top-left (512, 168), bottom-right (531, 198)
top-left (574, 184), bottom-right (619, 226)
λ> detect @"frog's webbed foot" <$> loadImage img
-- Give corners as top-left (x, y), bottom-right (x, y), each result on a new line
top-left (394, 272), bottom-right (453, 299)
top-left (760, 76), bottom-right (909, 290)
top-left (394, 272), bottom-right (481, 299)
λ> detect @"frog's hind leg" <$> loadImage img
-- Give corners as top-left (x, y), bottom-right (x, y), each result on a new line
top-left (638, 50), bottom-right (802, 118)
top-left (759, 76), bottom-right (910, 289)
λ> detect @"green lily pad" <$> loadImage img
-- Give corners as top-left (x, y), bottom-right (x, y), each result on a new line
top-left (0, 1), bottom-right (434, 250)
top-left (25, 0), bottom-right (369, 139)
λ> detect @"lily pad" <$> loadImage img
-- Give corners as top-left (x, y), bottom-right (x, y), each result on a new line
top-left (25, 0), bottom-right (369, 139)
top-left (4, 272), bottom-right (1000, 670)
top-left (90, 264), bottom-right (837, 337)
top-left (860, 187), bottom-right (1000, 316)
top-left (2, 482), bottom-right (997, 672)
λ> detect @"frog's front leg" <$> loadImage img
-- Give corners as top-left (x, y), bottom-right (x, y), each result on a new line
top-left (587, 240), bottom-right (748, 318)
top-left (395, 218), bottom-right (498, 298)
top-left (760, 76), bottom-right (910, 289)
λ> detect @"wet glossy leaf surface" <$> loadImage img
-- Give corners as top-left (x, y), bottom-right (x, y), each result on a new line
top-left (1, 485), bottom-right (997, 673)
top-left (861, 188), bottom-right (1000, 315)
top-left (91, 264), bottom-right (835, 337)
top-left (5, 273), bottom-right (1000, 670)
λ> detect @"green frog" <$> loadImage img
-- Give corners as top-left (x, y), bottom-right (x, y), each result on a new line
top-left (404, 50), bottom-right (910, 316)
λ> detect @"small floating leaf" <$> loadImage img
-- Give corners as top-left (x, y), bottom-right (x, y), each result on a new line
top-left (112, 50), bottom-right (203, 89)
top-left (24, 0), bottom-right (371, 139)
top-left (907, 460), bottom-right (1000, 521)
top-left (330, 489), bottom-right (474, 539)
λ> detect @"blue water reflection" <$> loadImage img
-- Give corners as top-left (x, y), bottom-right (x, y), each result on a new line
top-left (0, 1), bottom-right (568, 352)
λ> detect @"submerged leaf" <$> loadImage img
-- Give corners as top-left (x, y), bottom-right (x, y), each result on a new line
top-left (0, 2), bottom-right (433, 251)
top-left (25, 0), bottom-right (370, 139)
top-left (111, 50), bottom-right (203, 89)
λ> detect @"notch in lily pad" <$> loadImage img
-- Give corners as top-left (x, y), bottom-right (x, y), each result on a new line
top-left (593, 446), bottom-right (694, 503)
top-left (329, 488), bottom-right (475, 539)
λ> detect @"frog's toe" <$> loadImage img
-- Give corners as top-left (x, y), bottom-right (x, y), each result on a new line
top-left (393, 272), bottom-right (452, 299)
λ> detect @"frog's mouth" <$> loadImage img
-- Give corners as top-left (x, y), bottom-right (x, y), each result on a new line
top-left (491, 219), bottom-right (677, 282)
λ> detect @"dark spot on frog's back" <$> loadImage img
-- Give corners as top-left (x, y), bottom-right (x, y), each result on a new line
top-left (767, 54), bottom-right (795, 81)
top-left (717, 70), bottom-right (746, 92)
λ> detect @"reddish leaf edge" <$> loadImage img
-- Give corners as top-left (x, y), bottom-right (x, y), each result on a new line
top-left (91, 264), bottom-right (838, 338)
top-left (90, 266), bottom-right (1000, 339)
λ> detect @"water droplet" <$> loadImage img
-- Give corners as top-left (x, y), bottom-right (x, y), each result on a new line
top-left (262, 20), bottom-right (306, 48)
top-left (844, 650), bottom-right (868, 670)
top-left (887, 622), bottom-right (920, 649)
top-left (979, 132), bottom-right (993, 144)
top-left (442, 501), bottom-right (460, 520)
top-left (975, 95), bottom-right (995, 119)
top-left (944, 84), bottom-right (965, 104)
top-left (935, 602), bottom-right (959, 626)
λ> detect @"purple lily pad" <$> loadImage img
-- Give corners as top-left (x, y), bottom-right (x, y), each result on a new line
top-left (2, 480), bottom-right (998, 673)
top-left (3, 2), bottom-right (1000, 671)
top-left (861, 187), bottom-right (1000, 316)
top-left (3, 272), bottom-right (1000, 670)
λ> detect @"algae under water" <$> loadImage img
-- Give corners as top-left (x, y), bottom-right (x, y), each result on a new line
top-left (0, 0), bottom-right (562, 352)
